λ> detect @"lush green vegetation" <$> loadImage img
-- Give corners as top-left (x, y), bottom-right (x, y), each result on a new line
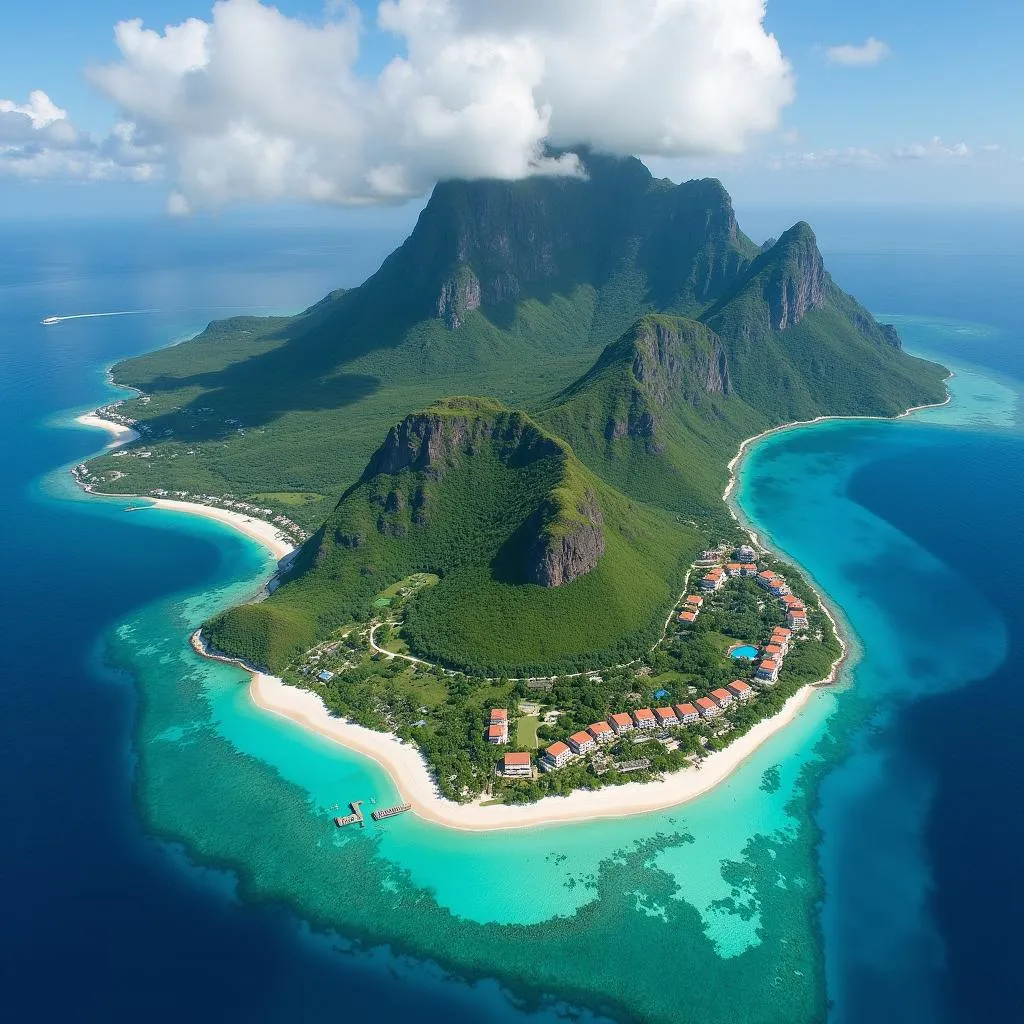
top-left (206, 400), bottom-right (701, 674)
top-left (79, 151), bottom-right (946, 799)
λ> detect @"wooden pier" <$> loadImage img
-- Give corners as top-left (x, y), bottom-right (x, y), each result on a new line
top-left (333, 800), bottom-right (364, 828)
top-left (371, 802), bottom-right (411, 822)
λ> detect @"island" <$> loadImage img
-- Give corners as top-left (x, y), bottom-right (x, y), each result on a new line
top-left (76, 150), bottom-right (947, 823)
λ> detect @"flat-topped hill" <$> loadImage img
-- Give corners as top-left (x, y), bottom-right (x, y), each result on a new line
top-left (204, 398), bottom-right (702, 675)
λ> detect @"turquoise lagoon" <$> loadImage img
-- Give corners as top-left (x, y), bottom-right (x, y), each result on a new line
top-left (86, 317), bottom-right (1017, 1023)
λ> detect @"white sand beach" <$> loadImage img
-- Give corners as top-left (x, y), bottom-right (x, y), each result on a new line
top-left (75, 412), bottom-right (140, 447)
top-left (145, 498), bottom-right (295, 561)
top-left (249, 670), bottom-right (821, 832)
top-left (74, 411), bottom-right (295, 562)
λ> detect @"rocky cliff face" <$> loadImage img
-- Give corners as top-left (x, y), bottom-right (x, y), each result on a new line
top-left (763, 223), bottom-right (827, 330)
top-left (602, 316), bottom-right (731, 442)
top-left (437, 266), bottom-right (482, 328)
top-left (525, 490), bottom-right (605, 587)
top-left (367, 406), bottom-right (561, 479)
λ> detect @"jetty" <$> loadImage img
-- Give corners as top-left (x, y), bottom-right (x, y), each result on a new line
top-left (371, 802), bottom-right (411, 822)
top-left (333, 800), bottom-right (365, 828)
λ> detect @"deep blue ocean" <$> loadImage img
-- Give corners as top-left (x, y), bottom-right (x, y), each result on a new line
top-left (2, 209), bottom-right (1022, 1023)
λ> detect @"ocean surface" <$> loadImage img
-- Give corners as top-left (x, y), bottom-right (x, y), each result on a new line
top-left (2, 211), bottom-right (1022, 1023)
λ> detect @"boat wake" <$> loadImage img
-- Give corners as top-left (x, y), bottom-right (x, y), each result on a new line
top-left (41, 310), bottom-right (158, 326)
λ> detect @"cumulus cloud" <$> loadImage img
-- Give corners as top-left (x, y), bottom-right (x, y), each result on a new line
top-left (0, 90), bottom-right (161, 182)
top-left (79, 0), bottom-right (793, 211)
top-left (826, 37), bottom-right (890, 67)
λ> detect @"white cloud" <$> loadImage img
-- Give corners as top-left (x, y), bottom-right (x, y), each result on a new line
top-left (771, 136), bottom-right (976, 171)
top-left (77, 0), bottom-right (793, 210)
top-left (894, 137), bottom-right (970, 160)
top-left (826, 37), bottom-right (890, 67)
top-left (0, 90), bottom-right (161, 182)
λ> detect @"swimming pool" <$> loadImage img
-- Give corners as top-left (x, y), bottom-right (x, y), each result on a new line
top-left (729, 644), bottom-right (759, 660)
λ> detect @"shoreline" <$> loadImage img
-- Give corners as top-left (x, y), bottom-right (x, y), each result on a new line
top-left (73, 412), bottom-right (296, 563)
top-left (81, 377), bottom-right (950, 832)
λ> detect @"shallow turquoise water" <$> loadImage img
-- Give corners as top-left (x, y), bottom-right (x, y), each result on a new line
top-left (59, 313), bottom-right (1018, 1024)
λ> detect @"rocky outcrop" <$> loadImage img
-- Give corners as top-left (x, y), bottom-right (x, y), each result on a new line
top-left (764, 223), bottom-right (827, 330)
top-left (367, 405), bottom-right (560, 478)
top-left (525, 490), bottom-right (605, 587)
top-left (437, 266), bottom-right (481, 328)
top-left (601, 316), bottom-right (731, 443)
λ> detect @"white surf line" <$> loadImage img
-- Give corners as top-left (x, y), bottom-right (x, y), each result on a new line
top-left (42, 310), bottom-right (159, 325)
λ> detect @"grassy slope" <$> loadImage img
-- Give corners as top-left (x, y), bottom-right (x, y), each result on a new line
top-left (205, 400), bottom-right (700, 675)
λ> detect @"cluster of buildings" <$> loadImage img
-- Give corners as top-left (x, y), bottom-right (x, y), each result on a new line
top-left (536, 686), bottom-right (755, 773)
top-left (755, 570), bottom-right (809, 630)
top-left (753, 626), bottom-right (793, 683)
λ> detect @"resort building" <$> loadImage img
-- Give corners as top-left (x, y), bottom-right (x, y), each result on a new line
top-left (633, 708), bottom-right (657, 730)
top-left (654, 707), bottom-right (679, 728)
top-left (543, 741), bottom-right (574, 769)
top-left (609, 712), bottom-right (635, 735)
top-left (756, 659), bottom-right (780, 683)
top-left (763, 643), bottom-right (785, 661)
top-left (736, 544), bottom-right (757, 563)
top-left (725, 562), bottom-right (742, 577)
top-left (588, 721), bottom-right (614, 744)
top-left (728, 680), bottom-right (754, 701)
top-left (674, 703), bottom-right (700, 724)
top-left (697, 549), bottom-right (720, 564)
top-left (678, 610), bottom-right (698, 625)
top-left (568, 731), bottom-right (597, 756)
top-left (787, 611), bottom-right (809, 630)
top-left (700, 568), bottom-right (726, 592)
top-left (487, 724), bottom-right (508, 745)
top-left (685, 595), bottom-right (703, 608)
top-left (781, 594), bottom-right (804, 611)
top-left (710, 687), bottom-right (734, 708)
top-left (757, 570), bottom-right (779, 589)
top-left (501, 752), bottom-right (532, 778)
top-left (739, 563), bottom-right (758, 577)
top-left (488, 708), bottom-right (509, 743)
top-left (769, 578), bottom-right (792, 597)
top-left (696, 696), bottom-right (721, 719)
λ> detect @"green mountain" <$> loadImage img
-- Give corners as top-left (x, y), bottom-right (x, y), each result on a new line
top-left (82, 151), bottom-right (948, 674)
top-left (205, 398), bottom-right (700, 675)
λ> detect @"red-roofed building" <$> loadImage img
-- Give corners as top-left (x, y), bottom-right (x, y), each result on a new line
top-left (739, 563), bottom-right (758, 576)
top-left (633, 708), bottom-right (657, 729)
top-left (757, 570), bottom-right (778, 588)
top-left (781, 594), bottom-right (804, 609)
top-left (756, 659), bottom-right (780, 683)
top-left (763, 643), bottom-right (785, 660)
top-left (654, 707), bottom-right (679, 727)
top-left (787, 610), bottom-right (809, 630)
top-left (685, 594), bottom-right (704, 608)
top-left (674, 703), bottom-right (699, 724)
top-left (679, 610), bottom-right (698, 624)
top-left (488, 709), bottom-right (509, 743)
top-left (501, 751), bottom-right (532, 777)
top-left (609, 712), bottom-right (634, 735)
top-left (710, 687), bottom-right (734, 708)
top-left (588, 721), bottom-right (614, 743)
top-left (700, 569), bottom-right (726, 592)
top-left (543, 741), bottom-right (573, 768)
top-left (696, 696), bottom-right (721, 719)
top-left (728, 680), bottom-right (754, 701)
top-left (568, 730), bottom-right (597, 755)
top-left (725, 562), bottom-right (742, 576)
top-left (769, 578), bottom-right (792, 597)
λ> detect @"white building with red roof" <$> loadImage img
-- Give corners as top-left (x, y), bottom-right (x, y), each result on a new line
top-left (543, 741), bottom-right (573, 769)
top-left (696, 696), bottom-right (721, 719)
top-left (633, 708), bottom-right (657, 729)
top-left (609, 712), bottom-right (634, 735)
top-left (674, 703), bottom-right (699, 724)
top-left (654, 707), bottom-right (679, 728)
top-left (710, 687), bottom-right (734, 708)
top-left (501, 752), bottom-right (532, 777)
top-left (728, 680), bottom-right (754, 701)
top-left (588, 721), bottom-right (614, 744)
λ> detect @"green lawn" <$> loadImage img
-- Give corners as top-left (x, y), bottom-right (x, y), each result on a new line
top-left (516, 715), bottom-right (540, 749)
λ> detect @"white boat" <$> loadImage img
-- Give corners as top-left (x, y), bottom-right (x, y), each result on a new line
top-left (41, 317), bottom-right (61, 325)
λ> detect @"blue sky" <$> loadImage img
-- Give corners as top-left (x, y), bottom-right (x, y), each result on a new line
top-left (1, 0), bottom-right (1021, 218)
